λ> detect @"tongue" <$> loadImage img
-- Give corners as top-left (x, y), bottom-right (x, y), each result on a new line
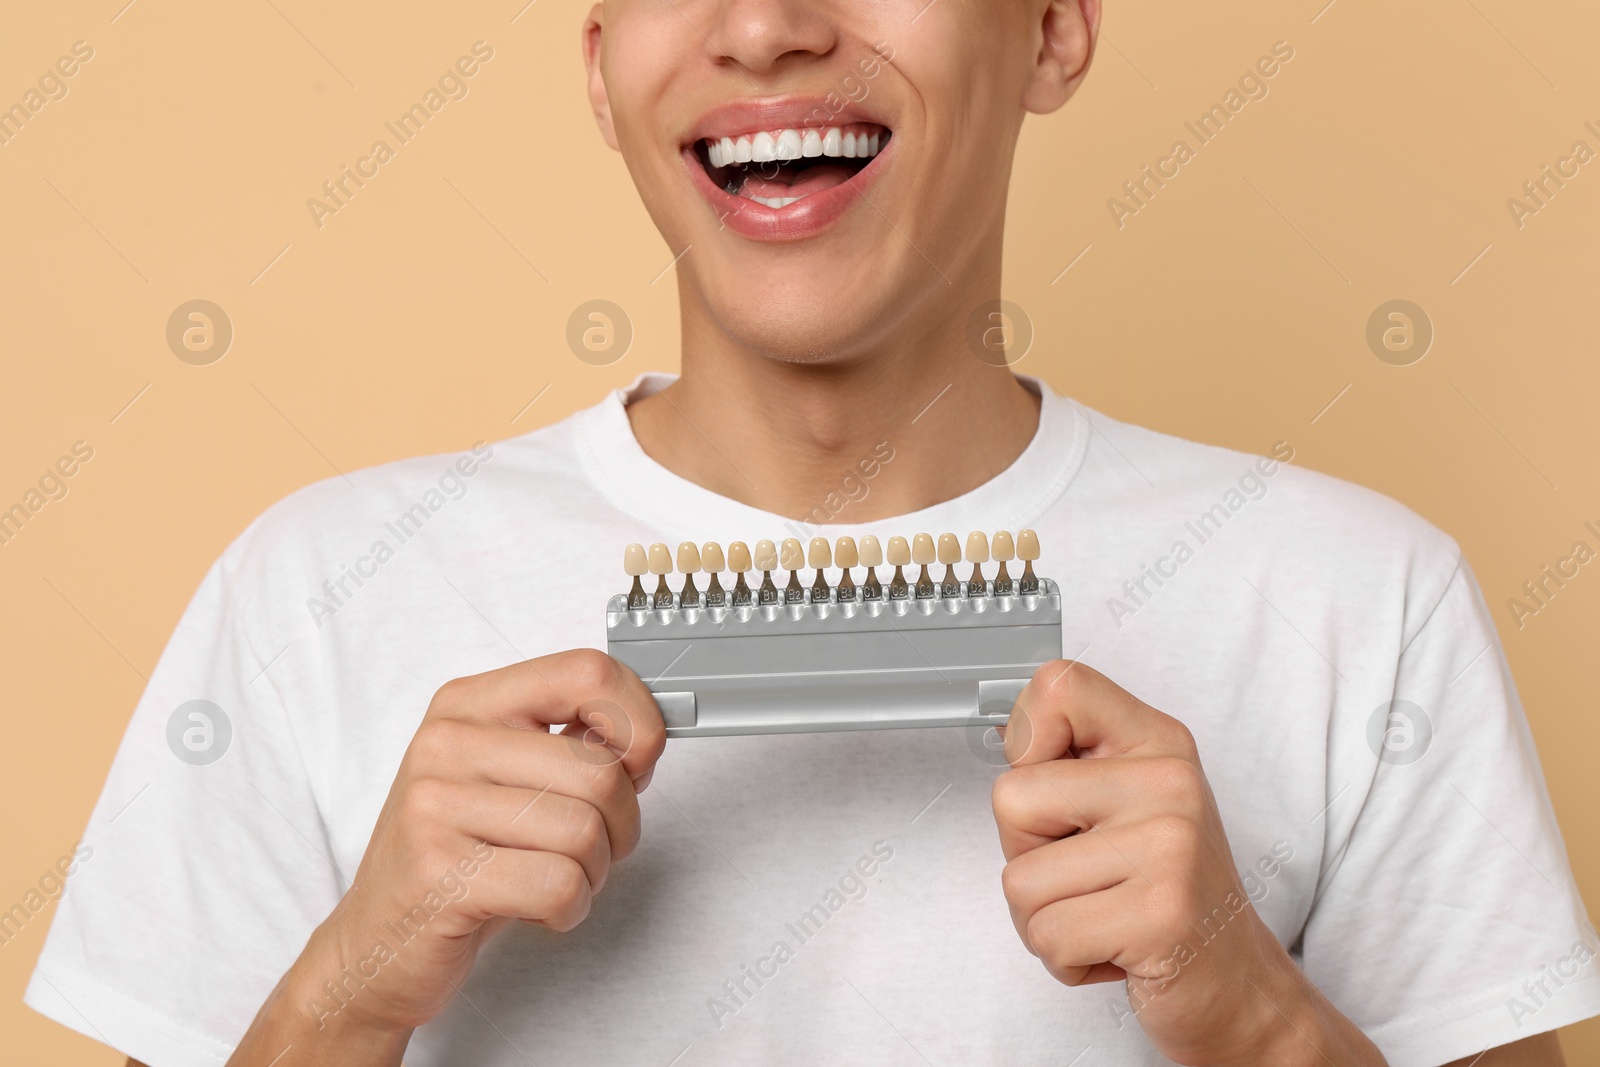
top-left (739, 162), bottom-right (857, 202)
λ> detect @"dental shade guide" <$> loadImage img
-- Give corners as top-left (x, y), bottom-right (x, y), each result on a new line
top-left (649, 543), bottom-right (674, 610)
top-left (886, 536), bottom-right (911, 600)
top-left (607, 530), bottom-right (1063, 739)
top-left (1017, 528), bottom-right (1041, 595)
top-left (702, 542), bottom-right (728, 608)
top-left (966, 531), bottom-right (990, 598)
top-left (728, 540), bottom-right (754, 606)
top-left (676, 542), bottom-right (701, 609)
top-left (755, 539), bottom-right (780, 605)
top-left (937, 533), bottom-right (963, 599)
top-left (781, 538), bottom-right (806, 605)
top-left (624, 543), bottom-right (650, 611)
top-left (834, 536), bottom-right (859, 603)
top-left (991, 530), bottom-right (1015, 596)
top-left (859, 535), bottom-right (884, 601)
top-left (808, 538), bottom-right (833, 603)
top-left (912, 533), bottom-right (937, 600)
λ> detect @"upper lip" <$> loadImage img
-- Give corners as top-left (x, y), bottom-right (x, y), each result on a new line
top-left (684, 94), bottom-right (892, 145)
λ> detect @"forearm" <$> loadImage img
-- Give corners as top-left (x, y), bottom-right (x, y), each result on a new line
top-left (226, 930), bottom-right (413, 1067)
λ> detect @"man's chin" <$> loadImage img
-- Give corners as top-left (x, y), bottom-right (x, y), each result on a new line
top-left (699, 298), bottom-right (901, 368)
top-left (684, 252), bottom-right (952, 369)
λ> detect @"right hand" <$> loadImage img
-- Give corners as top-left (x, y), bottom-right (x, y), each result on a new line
top-left (295, 649), bottom-right (667, 1035)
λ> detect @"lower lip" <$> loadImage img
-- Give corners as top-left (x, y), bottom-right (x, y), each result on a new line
top-left (682, 140), bottom-right (893, 242)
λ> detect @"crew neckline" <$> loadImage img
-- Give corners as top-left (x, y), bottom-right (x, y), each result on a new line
top-left (577, 373), bottom-right (1089, 542)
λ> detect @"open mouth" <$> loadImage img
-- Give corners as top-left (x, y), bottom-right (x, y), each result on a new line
top-left (692, 123), bottom-right (892, 210)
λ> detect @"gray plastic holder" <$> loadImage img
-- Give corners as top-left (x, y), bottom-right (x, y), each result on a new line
top-left (605, 579), bottom-right (1063, 738)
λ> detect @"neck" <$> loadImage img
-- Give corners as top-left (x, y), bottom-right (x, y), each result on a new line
top-left (626, 284), bottom-right (1041, 524)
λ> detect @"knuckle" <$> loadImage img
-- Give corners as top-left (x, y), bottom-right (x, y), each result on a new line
top-left (991, 770), bottom-right (1026, 824)
top-left (1148, 811), bottom-right (1198, 849)
top-left (1023, 907), bottom-right (1049, 949)
top-left (1036, 660), bottom-right (1079, 704)
top-left (428, 676), bottom-right (474, 714)
top-left (1171, 828), bottom-right (1203, 872)
top-left (998, 860), bottom-right (1029, 905)
top-left (1148, 756), bottom-right (1205, 803)
top-left (1158, 714), bottom-right (1198, 756)
top-left (1025, 908), bottom-right (1062, 960)
top-left (412, 717), bottom-right (470, 766)
top-left (548, 889), bottom-right (592, 933)
top-left (571, 804), bottom-right (608, 857)
top-left (543, 853), bottom-right (589, 905)
top-left (563, 648), bottom-right (619, 694)
top-left (551, 905), bottom-right (589, 933)
top-left (399, 776), bottom-right (454, 825)
top-left (1144, 813), bottom-right (1204, 876)
top-left (1140, 877), bottom-right (1190, 934)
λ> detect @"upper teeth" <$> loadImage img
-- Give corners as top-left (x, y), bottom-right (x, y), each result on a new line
top-left (706, 127), bottom-right (884, 168)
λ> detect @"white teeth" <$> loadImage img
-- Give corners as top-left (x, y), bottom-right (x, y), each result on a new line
top-left (703, 126), bottom-right (886, 170)
top-left (751, 195), bottom-right (802, 209)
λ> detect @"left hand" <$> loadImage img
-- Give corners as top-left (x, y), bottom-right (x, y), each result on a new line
top-left (991, 660), bottom-right (1327, 1066)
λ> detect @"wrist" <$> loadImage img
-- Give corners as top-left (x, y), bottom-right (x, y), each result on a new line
top-left (1227, 965), bottom-right (1325, 1067)
top-left (226, 929), bottom-right (412, 1067)
top-left (1216, 931), bottom-right (1385, 1067)
top-left (284, 921), bottom-right (417, 1044)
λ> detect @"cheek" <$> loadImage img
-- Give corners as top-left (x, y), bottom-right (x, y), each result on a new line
top-left (886, 47), bottom-right (1019, 199)
top-left (601, 18), bottom-right (690, 145)
top-left (889, 2), bottom-right (1027, 96)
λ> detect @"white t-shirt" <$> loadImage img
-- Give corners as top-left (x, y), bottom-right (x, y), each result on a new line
top-left (27, 375), bottom-right (1600, 1067)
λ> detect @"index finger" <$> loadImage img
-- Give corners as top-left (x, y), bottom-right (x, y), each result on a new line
top-left (1003, 660), bottom-right (1192, 768)
top-left (429, 648), bottom-right (668, 785)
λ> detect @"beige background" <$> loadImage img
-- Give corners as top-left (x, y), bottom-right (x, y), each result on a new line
top-left (2, 0), bottom-right (1597, 1061)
